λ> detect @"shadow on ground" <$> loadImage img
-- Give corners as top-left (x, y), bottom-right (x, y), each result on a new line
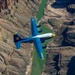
top-left (51, 0), bottom-right (71, 8)
top-left (51, 0), bottom-right (75, 14)
top-left (67, 56), bottom-right (75, 75)
top-left (53, 54), bottom-right (60, 74)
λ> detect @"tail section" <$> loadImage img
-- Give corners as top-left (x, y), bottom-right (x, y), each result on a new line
top-left (14, 34), bottom-right (33, 49)
top-left (14, 34), bottom-right (22, 49)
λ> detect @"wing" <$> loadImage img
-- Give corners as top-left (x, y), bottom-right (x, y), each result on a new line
top-left (33, 38), bottom-right (45, 60)
top-left (30, 18), bottom-right (45, 59)
top-left (30, 18), bottom-right (39, 36)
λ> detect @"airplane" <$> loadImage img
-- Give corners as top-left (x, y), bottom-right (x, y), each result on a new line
top-left (14, 18), bottom-right (56, 60)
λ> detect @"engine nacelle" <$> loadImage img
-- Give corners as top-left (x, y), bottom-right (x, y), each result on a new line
top-left (42, 44), bottom-right (46, 49)
top-left (41, 39), bottom-right (45, 43)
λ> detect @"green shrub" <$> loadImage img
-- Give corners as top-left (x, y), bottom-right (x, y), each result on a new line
top-left (48, 18), bottom-right (62, 28)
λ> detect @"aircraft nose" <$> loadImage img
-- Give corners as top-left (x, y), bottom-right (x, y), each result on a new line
top-left (52, 33), bottom-right (56, 37)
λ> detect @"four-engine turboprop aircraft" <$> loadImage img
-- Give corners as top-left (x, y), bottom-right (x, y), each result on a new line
top-left (14, 18), bottom-right (56, 60)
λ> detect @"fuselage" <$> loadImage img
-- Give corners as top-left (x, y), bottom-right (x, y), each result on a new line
top-left (33, 33), bottom-right (53, 38)
top-left (20, 33), bottom-right (55, 43)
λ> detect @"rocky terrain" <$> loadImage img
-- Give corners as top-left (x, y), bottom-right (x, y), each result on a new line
top-left (0, 0), bottom-right (41, 75)
top-left (41, 0), bottom-right (75, 75)
top-left (0, 0), bottom-right (75, 75)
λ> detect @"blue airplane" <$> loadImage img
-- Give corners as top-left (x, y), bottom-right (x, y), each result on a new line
top-left (14, 18), bottom-right (56, 60)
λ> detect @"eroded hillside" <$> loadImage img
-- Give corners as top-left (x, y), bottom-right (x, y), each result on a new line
top-left (41, 0), bottom-right (75, 75)
top-left (0, 0), bottom-right (41, 75)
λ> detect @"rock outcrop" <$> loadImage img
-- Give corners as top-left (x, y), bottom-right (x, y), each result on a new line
top-left (64, 26), bottom-right (75, 45)
top-left (42, 46), bottom-right (75, 75)
top-left (0, 0), bottom-right (41, 75)
top-left (41, 0), bottom-right (75, 75)
top-left (67, 0), bottom-right (75, 13)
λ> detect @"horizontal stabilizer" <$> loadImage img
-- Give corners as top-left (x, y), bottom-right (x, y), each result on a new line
top-left (15, 42), bottom-right (21, 49)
